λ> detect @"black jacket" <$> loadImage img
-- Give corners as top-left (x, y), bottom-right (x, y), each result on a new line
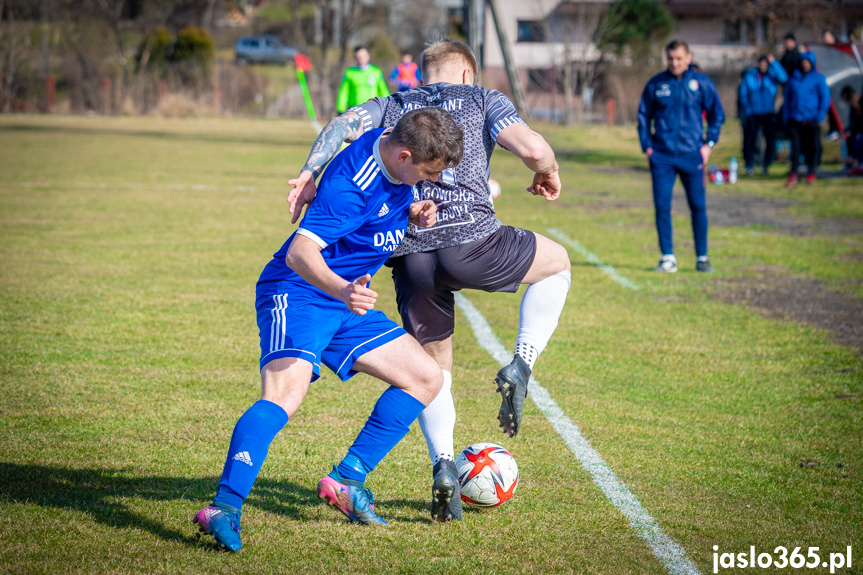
top-left (780, 46), bottom-right (800, 80)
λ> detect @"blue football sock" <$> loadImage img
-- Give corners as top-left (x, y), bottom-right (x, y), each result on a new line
top-left (335, 452), bottom-right (371, 483)
top-left (338, 386), bottom-right (425, 483)
top-left (213, 399), bottom-right (288, 511)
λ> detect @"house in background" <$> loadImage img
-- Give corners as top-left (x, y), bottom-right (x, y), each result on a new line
top-left (471, 0), bottom-right (863, 120)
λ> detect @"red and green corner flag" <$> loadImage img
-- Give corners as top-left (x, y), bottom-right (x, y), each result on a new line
top-left (294, 53), bottom-right (322, 133)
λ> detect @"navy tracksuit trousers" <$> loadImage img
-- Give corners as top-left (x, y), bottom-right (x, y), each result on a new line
top-left (649, 149), bottom-right (708, 258)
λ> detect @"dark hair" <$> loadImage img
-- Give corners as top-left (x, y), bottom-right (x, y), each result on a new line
top-left (665, 39), bottom-right (690, 54)
top-left (784, 33), bottom-right (796, 42)
top-left (757, 55), bottom-right (769, 63)
top-left (421, 36), bottom-right (479, 81)
top-left (354, 46), bottom-right (368, 53)
top-left (841, 85), bottom-right (856, 100)
top-left (389, 107), bottom-right (464, 167)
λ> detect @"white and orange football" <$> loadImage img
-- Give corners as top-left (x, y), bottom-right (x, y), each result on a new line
top-left (454, 443), bottom-right (519, 507)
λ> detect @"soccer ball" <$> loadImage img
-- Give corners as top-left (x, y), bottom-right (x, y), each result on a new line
top-left (454, 443), bottom-right (519, 507)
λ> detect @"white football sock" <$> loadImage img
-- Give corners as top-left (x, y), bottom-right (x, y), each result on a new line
top-left (417, 370), bottom-right (455, 465)
top-left (515, 270), bottom-right (571, 369)
top-left (514, 341), bottom-right (539, 370)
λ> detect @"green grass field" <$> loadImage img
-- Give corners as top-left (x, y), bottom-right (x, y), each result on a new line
top-left (1, 115), bottom-right (861, 575)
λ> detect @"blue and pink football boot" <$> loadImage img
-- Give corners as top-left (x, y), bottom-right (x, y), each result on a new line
top-left (193, 504), bottom-right (242, 552)
top-left (317, 467), bottom-right (389, 526)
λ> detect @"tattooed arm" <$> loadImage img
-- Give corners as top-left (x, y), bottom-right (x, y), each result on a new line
top-left (286, 111), bottom-right (366, 224)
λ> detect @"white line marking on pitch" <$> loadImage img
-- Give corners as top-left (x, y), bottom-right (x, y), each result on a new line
top-left (455, 292), bottom-right (701, 575)
top-left (546, 227), bottom-right (641, 290)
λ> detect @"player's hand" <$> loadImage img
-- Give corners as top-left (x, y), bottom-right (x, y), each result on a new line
top-left (287, 170), bottom-right (318, 225)
top-left (409, 199), bottom-right (437, 228)
top-left (646, 147), bottom-right (654, 160)
top-left (527, 169), bottom-right (561, 201)
top-left (341, 274), bottom-right (377, 315)
top-left (699, 144), bottom-right (712, 167)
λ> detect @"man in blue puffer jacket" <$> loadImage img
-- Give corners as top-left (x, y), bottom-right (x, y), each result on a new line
top-left (638, 39), bottom-right (725, 273)
top-left (740, 54), bottom-right (788, 175)
top-left (783, 51), bottom-right (830, 187)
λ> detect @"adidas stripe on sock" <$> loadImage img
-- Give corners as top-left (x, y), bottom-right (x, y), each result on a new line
top-left (213, 399), bottom-right (288, 511)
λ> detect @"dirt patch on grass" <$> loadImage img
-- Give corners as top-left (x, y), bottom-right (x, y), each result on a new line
top-left (700, 193), bottom-right (863, 236)
top-left (713, 267), bottom-right (863, 351)
top-left (580, 169), bottom-right (863, 350)
top-left (588, 193), bottom-right (863, 236)
top-left (582, 176), bottom-right (863, 236)
top-left (591, 165), bottom-right (650, 175)
top-left (703, 195), bottom-right (863, 351)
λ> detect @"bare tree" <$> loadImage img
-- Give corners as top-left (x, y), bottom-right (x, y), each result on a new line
top-left (534, 0), bottom-right (608, 124)
top-left (389, 0), bottom-right (448, 56)
top-left (0, 0), bottom-right (33, 112)
top-left (567, 1), bottom-right (606, 124)
top-left (733, 0), bottom-right (845, 45)
top-left (56, 2), bottom-right (101, 111)
top-left (87, 0), bottom-right (130, 86)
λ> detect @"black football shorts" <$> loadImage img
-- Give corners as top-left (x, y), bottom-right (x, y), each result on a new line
top-left (389, 225), bottom-right (537, 345)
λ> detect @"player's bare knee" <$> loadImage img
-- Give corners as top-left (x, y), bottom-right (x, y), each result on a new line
top-left (260, 358), bottom-right (311, 416)
top-left (413, 361), bottom-right (443, 405)
top-left (536, 233), bottom-right (570, 271)
top-left (550, 240), bottom-right (571, 272)
top-left (525, 235), bottom-right (571, 284)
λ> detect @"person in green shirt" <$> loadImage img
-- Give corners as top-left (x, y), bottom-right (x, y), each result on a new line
top-left (336, 46), bottom-right (389, 114)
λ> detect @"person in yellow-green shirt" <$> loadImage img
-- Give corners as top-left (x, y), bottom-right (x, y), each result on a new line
top-left (336, 46), bottom-right (389, 114)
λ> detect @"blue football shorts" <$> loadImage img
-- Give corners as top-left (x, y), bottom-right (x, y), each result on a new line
top-left (256, 281), bottom-right (406, 381)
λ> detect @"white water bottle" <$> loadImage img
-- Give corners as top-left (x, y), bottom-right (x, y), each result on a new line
top-left (729, 157), bottom-right (738, 184)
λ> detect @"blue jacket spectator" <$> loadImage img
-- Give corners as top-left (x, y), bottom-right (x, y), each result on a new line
top-left (740, 57), bottom-right (787, 117)
top-left (783, 52), bottom-right (830, 124)
top-left (783, 51), bottom-right (831, 186)
top-left (739, 55), bottom-right (787, 173)
top-left (736, 68), bottom-right (748, 123)
top-left (638, 67), bottom-right (725, 155)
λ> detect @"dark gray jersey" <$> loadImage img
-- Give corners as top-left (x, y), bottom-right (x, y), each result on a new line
top-left (349, 83), bottom-right (526, 255)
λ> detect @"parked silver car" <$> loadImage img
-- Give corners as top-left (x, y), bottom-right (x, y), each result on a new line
top-left (234, 35), bottom-right (298, 65)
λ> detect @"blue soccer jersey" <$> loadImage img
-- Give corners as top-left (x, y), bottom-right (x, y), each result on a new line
top-left (257, 128), bottom-right (415, 298)
top-left (349, 83), bottom-right (526, 255)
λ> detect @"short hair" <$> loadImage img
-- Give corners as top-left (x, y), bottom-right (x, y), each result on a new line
top-left (841, 85), bottom-right (856, 100)
top-left (354, 46), bottom-right (368, 54)
top-left (388, 107), bottom-right (464, 168)
top-left (757, 55), bottom-right (769, 63)
top-left (784, 33), bottom-right (796, 42)
top-left (665, 39), bottom-right (690, 54)
top-left (421, 36), bottom-right (478, 81)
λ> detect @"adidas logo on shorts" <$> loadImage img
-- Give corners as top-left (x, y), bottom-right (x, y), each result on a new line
top-left (232, 451), bottom-right (253, 466)
top-left (378, 203), bottom-right (389, 217)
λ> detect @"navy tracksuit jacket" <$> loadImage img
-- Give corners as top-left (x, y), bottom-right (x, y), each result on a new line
top-left (637, 68), bottom-right (725, 258)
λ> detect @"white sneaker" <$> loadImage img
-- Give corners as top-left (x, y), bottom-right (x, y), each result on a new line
top-left (654, 256), bottom-right (678, 273)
